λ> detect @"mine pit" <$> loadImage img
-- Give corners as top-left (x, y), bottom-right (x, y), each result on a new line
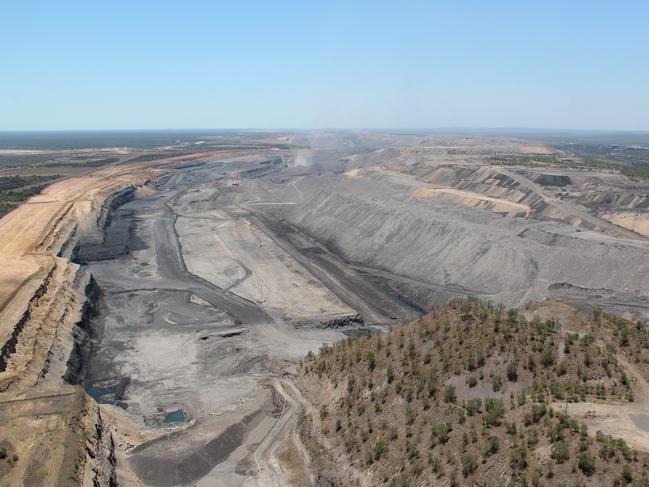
top-left (69, 138), bottom-right (649, 485)
top-left (2, 132), bottom-right (649, 486)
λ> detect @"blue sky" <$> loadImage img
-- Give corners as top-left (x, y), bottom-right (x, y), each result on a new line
top-left (1, 1), bottom-right (648, 130)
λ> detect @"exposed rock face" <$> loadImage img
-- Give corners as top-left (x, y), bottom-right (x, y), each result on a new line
top-left (0, 164), bottom-right (157, 486)
top-left (64, 276), bottom-right (101, 386)
top-left (0, 259), bottom-right (92, 392)
top-left (0, 385), bottom-right (116, 487)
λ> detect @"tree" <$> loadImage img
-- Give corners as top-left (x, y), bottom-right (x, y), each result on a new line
top-left (367, 351), bottom-right (376, 371)
top-left (621, 464), bottom-right (633, 484)
top-left (373, 439), bottom-right (387, 461)
top-left (444, 385), bottom-right (456, 403)
top-left (430, 422), bottom-right (452, 445)
top-left (483, 436), bottom-right (500, 458)
top-left (507, 362), bottom-right (518, 382)
top-left (550, 441), bottom-right (569, 463)
top-left (541, 347), bottom-right (555, 367)
top-left (484, 398), bottom-right (505, 427)
top-left (578, 451), bottom-right (596, 476)
top-left (427, 374), bottom-right (438, 397)
top-left (466, 398), bottom-right (482, 416)
top-left (386, 365), bottom-right (394, 383)
top-left (461, 453), bottom-right (478, 477)
top-left (510, 442), bottom-right (528, 472)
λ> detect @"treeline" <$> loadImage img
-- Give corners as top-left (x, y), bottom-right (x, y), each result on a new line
top-left (0, 175), bottom-right (58, 218)
top-left (489, 154), bottom-right (649, 181)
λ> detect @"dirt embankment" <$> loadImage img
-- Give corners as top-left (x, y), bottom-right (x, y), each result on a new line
top-left (0, 162), bottom-right (161, 486)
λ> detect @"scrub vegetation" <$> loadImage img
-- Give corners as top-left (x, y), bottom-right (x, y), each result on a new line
top-left (0, 175), bottom-right (58, 217)
top-left (300, 298), bottom-right (649, 486)
top-left (490, 154), bottom-right (649, 180)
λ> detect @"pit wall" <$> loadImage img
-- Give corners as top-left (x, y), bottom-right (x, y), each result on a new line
top-left (0, 178), bottom-right (151, 487)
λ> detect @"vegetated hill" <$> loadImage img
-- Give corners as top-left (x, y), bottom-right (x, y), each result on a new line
top-left (298, 299), bottom-right (649, 487)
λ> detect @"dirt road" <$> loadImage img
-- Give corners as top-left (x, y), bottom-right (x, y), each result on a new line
top-left (251, 378), bottom-right (318, 487)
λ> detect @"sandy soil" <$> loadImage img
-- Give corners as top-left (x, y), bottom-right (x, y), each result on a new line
top-left (411, 186), bottom-right (530, 214)
top-left (602, 211), bottom-right (649, 237)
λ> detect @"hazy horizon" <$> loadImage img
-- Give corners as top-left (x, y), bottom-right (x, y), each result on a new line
top-left (2, 1), bottom-right (648, 131)
top-left (2, 127), bottom-right (649, 134)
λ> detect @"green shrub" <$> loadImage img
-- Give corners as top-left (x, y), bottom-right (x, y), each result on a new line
top-left (444, 385), bottom-right (457, 403)
top-left (466, 398), bottom-right (482, 416)
top-left (507, 362), bottom-right (518, 382)
top-left (373, 439), bottom-right (387, 461)
top-left (430, 422), bottom-right (452, 445)
top-left (461, 453), bottom-right (478, 477)
top-left (492, 376), bottom-right (503, 392)
top-left (578, 451), bottom-right (596, 476)
top-left (510, 442), bottom-right (528, 472)
top-left (367, 351), bottom-right (376, 370)
top-left (532, 404), bottom-right (546, 423)
top-left (386, 365), bottom-right (394, 383)
top-left (427, 375), bottom-right (438, 397)
top-left (621, 464), bottom-right (633, 484)
top-left (430, 455), bottom-right (443, 475)
top-left (483, 435), bottom-right (500, 457)
top-left (551, 441), bottom-right (569, 463)
top-left (484, 398), bottom-right (505, 427)
top-left (541, 347), bottom-right (555, 367)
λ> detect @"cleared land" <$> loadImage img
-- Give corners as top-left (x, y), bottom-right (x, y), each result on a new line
top-left (1, 131), bottom-right (649, 486)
